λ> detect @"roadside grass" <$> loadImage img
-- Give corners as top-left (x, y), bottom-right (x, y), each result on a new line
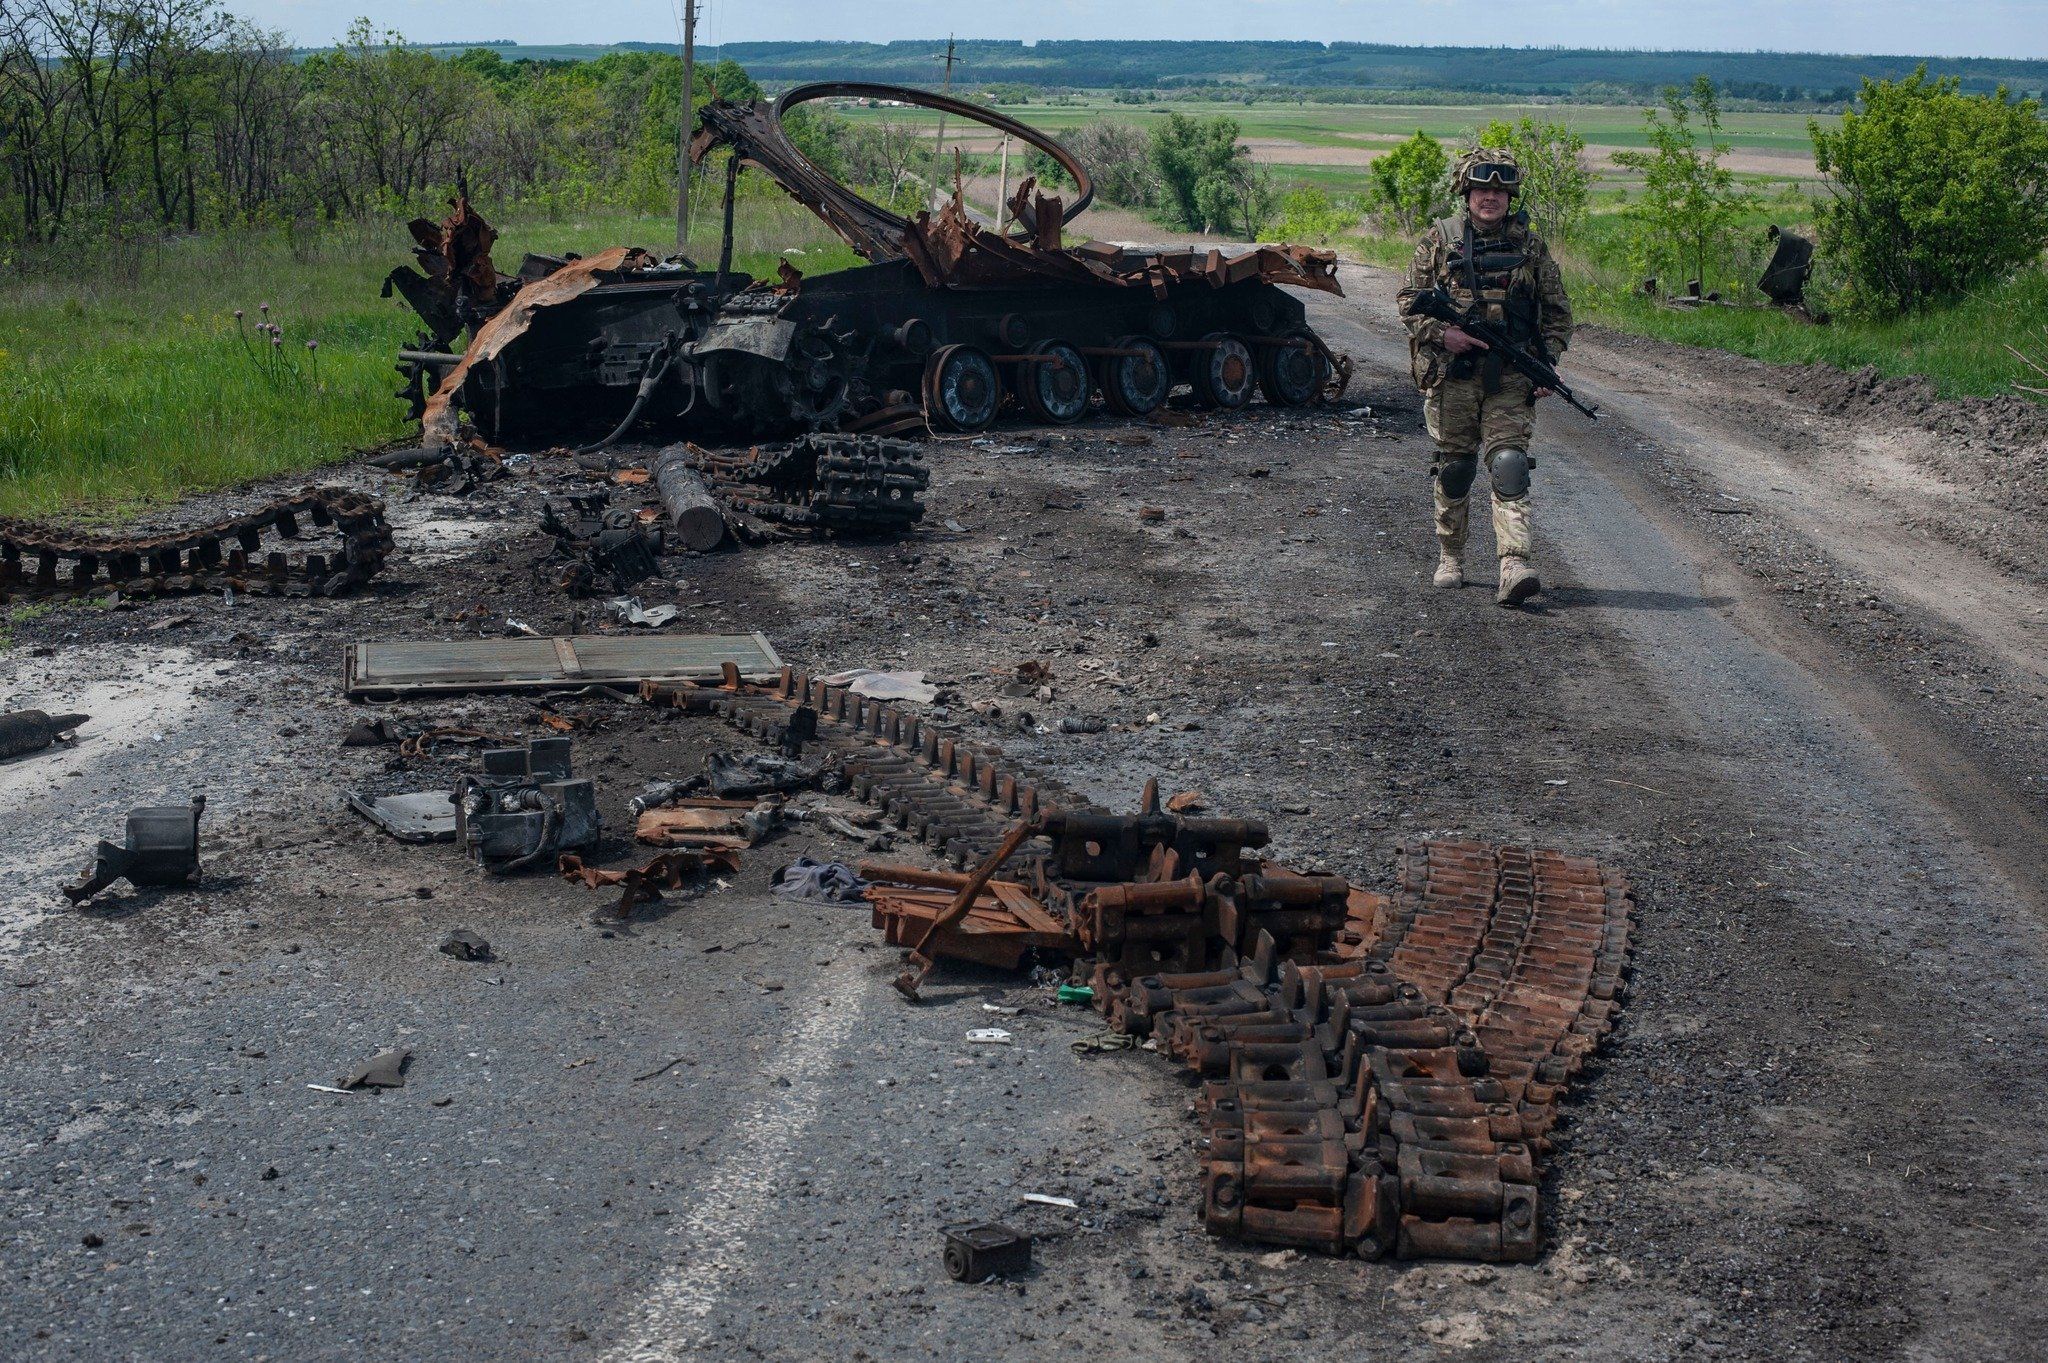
top-left (0, 198), bottom-right (860, 521)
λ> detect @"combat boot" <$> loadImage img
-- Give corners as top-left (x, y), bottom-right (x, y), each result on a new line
top-left (1491, 493), bottom-right (1540, 607)
top-left (1432, 487), bottom-right (1469, 588)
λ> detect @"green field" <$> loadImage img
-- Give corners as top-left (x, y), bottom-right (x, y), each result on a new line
top-left (835, 97), bottom-right (1824, 156)
top-left (0, 200), bottom-right (859, 520)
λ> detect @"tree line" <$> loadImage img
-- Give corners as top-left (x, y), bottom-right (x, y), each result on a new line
top-left (0, 1), bottom-right (757, 245)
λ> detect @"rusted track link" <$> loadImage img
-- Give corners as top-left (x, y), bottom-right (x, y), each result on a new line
top-left (0, 488), bottom-right (392, 603)
top-left (1103, 840), bottom-right (1632, 1262)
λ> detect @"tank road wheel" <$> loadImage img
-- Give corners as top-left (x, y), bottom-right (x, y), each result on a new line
top-left (1190, 332), bottom-right (1257, 410)
top-left (1019, 341), bottom-right (1092, 425)
top-left (922, 344), bottom-right (1001, 432)
top-left (1097, 335), bottom-right (1171, 418)
top-left (1256, 329), bottom-right (1329, 408)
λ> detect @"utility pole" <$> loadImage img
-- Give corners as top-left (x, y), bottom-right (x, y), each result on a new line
top-left (993, 135), bottom-right (1011, 230)
top-left (675, 0), bottom-right (697, 251)
top-left (929, 35), bottom-right (957, 208)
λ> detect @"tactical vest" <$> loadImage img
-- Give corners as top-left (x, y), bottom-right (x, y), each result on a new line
top-left (1431, 212), bottom-right (1546, 385)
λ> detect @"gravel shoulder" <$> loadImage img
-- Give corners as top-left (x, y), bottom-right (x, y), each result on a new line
top-left (2, 270), bottom-right (2046, 1363)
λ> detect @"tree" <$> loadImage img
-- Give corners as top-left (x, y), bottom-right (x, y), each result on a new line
top-left (1810, 66), bottom-right (2048, 315)
top-left (1367, 130), bottom-right (1448, 235)
top-left (1274, 186), bottom-right (1359, 245)
top-left (1195, 157), bottom-right (1278, 239)
top-left (1612, 77), bottom-right (1757, 294)
top-left (1031, 118), bottom-right (1153, 209)
top-left (1149, 112), bottom-right (1242, 232)
top-left (1475, 115), bottom-right (1593, 242)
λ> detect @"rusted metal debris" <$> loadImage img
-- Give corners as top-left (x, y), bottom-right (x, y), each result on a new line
top-left (538, 493), bottom-right (664, 595)
top-left (639, 665), bottom-right (1633, 1264)
top-left (390, 81), bottom-right (1352, 450)
top-left (0, 488), bottom-right (391, 605)
top-left (557, 847), bottom-right (740, 917)
top-left (64, 796), bottom-right (206, 904)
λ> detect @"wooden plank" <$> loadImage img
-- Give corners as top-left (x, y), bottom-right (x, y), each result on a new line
top-left (344, 633), bottom-right (782, 697)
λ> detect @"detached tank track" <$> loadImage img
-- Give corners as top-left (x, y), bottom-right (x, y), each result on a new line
top-left (643, 665), bottom-right (1079, 871)
top-left (0, 488), bottom-right (392, 603)
top-left (642, 670), bottom-right (1634, 1264)
top-left (1113, 841), bottom-right (1632, 1262)
top-left (686, 434), bottom-right (929, 536)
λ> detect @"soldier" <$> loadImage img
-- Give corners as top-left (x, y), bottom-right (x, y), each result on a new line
top-left (1396, 149), bottom-right (1573, 607)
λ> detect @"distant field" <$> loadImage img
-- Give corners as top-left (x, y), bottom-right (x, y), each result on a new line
top-left (835, 97), bottom-right (1823, 190)
top-left (831, 96), bottom-right (1819, 152)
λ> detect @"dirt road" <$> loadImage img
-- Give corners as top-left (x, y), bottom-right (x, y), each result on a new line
top-left (3, 264), bottom-right (2045, 1363)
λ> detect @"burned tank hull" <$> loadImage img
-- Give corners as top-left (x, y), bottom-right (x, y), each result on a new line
top-left (442, 255), bottom-right (1336, 446)
top-left (394, 81), bottom-right (1351, 450)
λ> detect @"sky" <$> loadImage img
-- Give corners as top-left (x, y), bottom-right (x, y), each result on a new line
top-left (248, 0), bottom-right (2048, 61)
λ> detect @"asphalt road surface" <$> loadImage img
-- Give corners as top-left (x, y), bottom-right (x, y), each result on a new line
top-left (3, 263), bottom-right (2044, 1362)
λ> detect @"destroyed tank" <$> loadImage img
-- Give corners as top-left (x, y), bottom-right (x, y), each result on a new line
top-left (387, 82), bottom-right (1353, 449)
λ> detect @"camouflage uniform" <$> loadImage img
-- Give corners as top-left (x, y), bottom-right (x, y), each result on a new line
top-left (1396, 156), bottom-right (1572, 604)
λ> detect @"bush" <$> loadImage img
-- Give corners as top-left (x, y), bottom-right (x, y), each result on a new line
top-left (1368, 131), bottom-right (1449, 235)
top-left (1149, 113), bottom-right (1246, 231)
top-left (1810, 67), bottom-right (2048, 315)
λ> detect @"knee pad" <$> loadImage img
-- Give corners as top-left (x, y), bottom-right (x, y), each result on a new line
top-left (1489, 447), bottom-right (1531, 499)
top-left (1435, 455), bottom-right (1479, 500)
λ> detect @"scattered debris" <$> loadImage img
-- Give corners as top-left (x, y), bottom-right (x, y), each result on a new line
top-left (0, 709), bottom-right (89, 760)
top-left (439, 930), bottom-right (491, 961)
top-left (636, 797), bottom-right (780, 852)
top-left (454, 739), bottom-right (600, 873)
top-left (942, 1224), bottom-right (1032, 1283)
top-left (63, 796), bottom-right (206, 904)
top-left (337, 1047), bottom-right (410, 1090)
top-left (1019, 1193), bottom-right (1078, 1210)
top-left (609, 598), bottom-right (680, 628)
top-left (965, 1028), bottom-right (1012, 1045)
top-left (343, 633), bottom-right (783, 697)
top-left (677, 437), bottom-right (930, 539)
top-left (820, 668), bottom-right (938, 704)
top-left (540, 493), bottom-right (664, 596)
top-left (0, 488), bottom-right (390, 604)
top-left (771, 856), bottom-right (869, 904)
top-left (557, 848), bottom-right (739, 916)
top-left (346, 790), bottom-right (459, 844)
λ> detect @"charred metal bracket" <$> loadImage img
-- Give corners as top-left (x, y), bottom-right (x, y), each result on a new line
top-left (539, 493), bottom-right (663, 596)
top-left (64, 796), bottom-right (205, 904)
top-left (691, 81), bottom-right (1094, 263)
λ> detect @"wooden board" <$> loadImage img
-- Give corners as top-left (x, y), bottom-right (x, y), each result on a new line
top-left (343, 633), bottom-right (782, 697)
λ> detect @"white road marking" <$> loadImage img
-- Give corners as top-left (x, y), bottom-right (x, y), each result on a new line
top-left (601, 958), bottom-right (869, 1361)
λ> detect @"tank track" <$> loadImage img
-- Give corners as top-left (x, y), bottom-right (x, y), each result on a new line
top-left (640, 668), bottom-right (1633, 1264)
top-left (1113, 841), bottom-right (1632, 1262)
top-left (684, 434), bottom-right (929, 536)
top-left (0, 487), bottom-right (392, 603)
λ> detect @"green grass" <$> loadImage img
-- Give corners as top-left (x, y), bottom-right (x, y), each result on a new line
top-left (1572, 266), bottom-right (2048, 399)
top-left (0, 198), bottom-right (861, 520)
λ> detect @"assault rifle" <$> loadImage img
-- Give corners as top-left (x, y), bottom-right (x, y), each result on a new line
top-left (1408, 287), bottom-right (1599, 420)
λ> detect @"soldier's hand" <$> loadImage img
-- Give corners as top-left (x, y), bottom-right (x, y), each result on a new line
top-left (1442, 326), bottom-right (1489, 355)
top-left (1533, 386), bottom-right (1555, 400)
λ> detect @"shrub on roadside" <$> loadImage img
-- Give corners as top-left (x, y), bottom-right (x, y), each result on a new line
top-left (1809, 67), bottom-right (2048, 316)
top-left (1367, 131), bottom-right (1449, 236)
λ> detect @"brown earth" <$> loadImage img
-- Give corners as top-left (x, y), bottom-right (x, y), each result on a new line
top-left (1, 262), bottom-right (2045, 1362)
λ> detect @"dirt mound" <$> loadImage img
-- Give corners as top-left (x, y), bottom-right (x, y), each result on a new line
top-left (1780, 362), bottom-right (2048, 458)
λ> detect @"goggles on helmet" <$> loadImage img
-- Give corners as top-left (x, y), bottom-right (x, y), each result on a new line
top-left (1465, 162), bottom-right (1521, 188)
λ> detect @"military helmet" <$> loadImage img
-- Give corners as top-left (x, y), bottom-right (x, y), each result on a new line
top-left (1453, 149), bottom-right (1523, 197)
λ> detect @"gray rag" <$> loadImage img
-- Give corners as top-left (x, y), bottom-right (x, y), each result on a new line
top-left (772, 856), bottom-right (869, 904)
